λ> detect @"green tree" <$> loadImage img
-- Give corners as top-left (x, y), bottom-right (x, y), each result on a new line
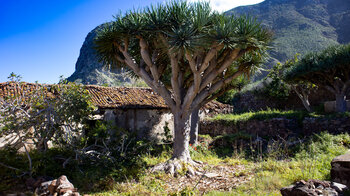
top-left (95, 1), bottom-right (271, 173)
top-left (267, 55), bottom-right (316, 112)
top-left (0, 77), bottom-right (95, 175)
top-left (284, 44), bottom-right (350, 112)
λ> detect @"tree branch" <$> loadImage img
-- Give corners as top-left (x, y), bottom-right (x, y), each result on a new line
top-left (324, 85), bottom-right (337, 95)
top-left (199, 49), bottom-right (240, 91)
top-left (0, 162), bottom-right (20, 171)
top-left (191, 70), bottom-right (243, 110)
top-left (119, 40), bottom-right (176, 110)
top-left (170, 53), bottom-right (181, 107)
top-left (199, 44), bottom-right (224, 73)
top-left (139, 38), bottom-right (160, 81)
top-left (341, 80), bottom-right (350, 95)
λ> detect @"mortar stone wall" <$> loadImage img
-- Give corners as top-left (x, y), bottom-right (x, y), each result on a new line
top-left (103, 108), bottom-right (173, 141)
top-left (200, 117), bottom-right (350, 138)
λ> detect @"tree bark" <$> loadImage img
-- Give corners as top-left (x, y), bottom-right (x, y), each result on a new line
top-left (291, 85), bottom-right (313, 112)
top-left (189, 108), bottom-right (200, 146)
top-left (172, 113), bottom-right (192, 162)
top-left (335, 93), bottom-right (347, 112)
top-left (301, 98), bottom-right (312, 113)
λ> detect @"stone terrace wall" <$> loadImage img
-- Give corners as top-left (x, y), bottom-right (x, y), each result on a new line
top-left (232, 88), bottom-right (345, 113)
top-left (200, 117), bottom-right (350, 138)
top-left (302, 117), bottom-right (350, 136)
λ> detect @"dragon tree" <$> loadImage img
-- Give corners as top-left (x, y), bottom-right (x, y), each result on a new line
top-left (95, 1), bottom-right (271, 174)
top-left (284, 44), bottom-right (350, 112)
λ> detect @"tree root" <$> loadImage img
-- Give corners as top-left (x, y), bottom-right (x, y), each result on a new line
top-left (150, 158), bottom-right (202, 177)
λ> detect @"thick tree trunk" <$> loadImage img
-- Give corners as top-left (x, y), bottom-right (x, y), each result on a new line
top-left (172, 113), bottom-right (192, 162)
top-left (151, 112), bottom-right (199, 175)
top-left (335, 93), bottom-right (347, 112)
top-left (189, 108), bottom-right (199, 145)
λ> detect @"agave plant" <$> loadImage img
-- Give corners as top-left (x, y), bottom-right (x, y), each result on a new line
top-left (95, 1), bottom-right (271, 174)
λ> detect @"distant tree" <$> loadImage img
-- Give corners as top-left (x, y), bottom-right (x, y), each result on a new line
top-left (7, 72), bottom-right (22, 82)
top-left (267, 55), bottom-right (316, 112)
top-left (95, 1), bottom-right (271, 174)
top-left (284, 44), bottom-right (350, 112)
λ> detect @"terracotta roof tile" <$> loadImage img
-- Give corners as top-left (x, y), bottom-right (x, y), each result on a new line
top-left (84, 85), bottom-right (168, 109)
top-left (0, 82), bottom-right (168, 109)
top-left (0, 82), bottom-right (47, 104)
top-left (0, 82), bottom-right (233, 112)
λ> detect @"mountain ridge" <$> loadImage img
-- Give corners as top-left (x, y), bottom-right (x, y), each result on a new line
top-left (227, 0), bottom-right (350, 66)
top-left (68, 0), bottom-right (350, 86)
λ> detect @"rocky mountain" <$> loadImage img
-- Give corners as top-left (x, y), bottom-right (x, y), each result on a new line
top-left (67, 24), bottom-right (136, 86)
top-left (227, 0), bottom-right (350, 67)
top-left (68, 0), bottom-right (350, 85)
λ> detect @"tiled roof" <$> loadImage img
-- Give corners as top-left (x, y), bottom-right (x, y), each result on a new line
top-left (0, 82), bottom-right (168, 109)
top-left (0, 82), bottom-right (48, 103)
top-left (85, 85), bottom-right (168, 109)
top-left (0, 82), bottom-right (232, 112)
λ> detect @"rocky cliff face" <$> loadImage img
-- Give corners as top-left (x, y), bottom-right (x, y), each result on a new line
top-left (68, 0), bottom-right (350, 85)
top-left (67, 24), bottom-right (134, 86)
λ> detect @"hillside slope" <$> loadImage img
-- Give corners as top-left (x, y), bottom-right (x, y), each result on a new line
top-left (227, 0), bottom-right (350, 66)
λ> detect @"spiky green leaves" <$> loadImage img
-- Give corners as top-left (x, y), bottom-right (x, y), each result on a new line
top-left (95, 1), bottom-right (271, 61)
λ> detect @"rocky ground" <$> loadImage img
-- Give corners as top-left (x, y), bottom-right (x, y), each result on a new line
top-left (162, 162), bottom-right (251, 194)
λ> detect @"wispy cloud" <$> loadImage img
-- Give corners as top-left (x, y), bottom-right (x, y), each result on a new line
top-left (188, 0), bottom-right (265, 12)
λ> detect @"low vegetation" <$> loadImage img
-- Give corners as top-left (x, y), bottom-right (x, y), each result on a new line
top-left (210, 109), bottom-right (309, 125)
top-left (1, 124), bottom-right (349, 195)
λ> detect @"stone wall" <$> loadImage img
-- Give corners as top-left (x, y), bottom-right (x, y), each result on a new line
top-left (302, 117), bottom-right (350, 135)
top-left (103, 108), bottom-right (173, 141)
top-left (232, 88), bottom-right (347, 113)
top-left (200, 116), bottom-right (350, 138)
top-left (324, 101), bottom-right (350, 112)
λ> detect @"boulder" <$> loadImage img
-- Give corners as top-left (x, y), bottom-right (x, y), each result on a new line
top-left (331, 151), bottom-right (350, 188)
top-left (280, 179), bottom-right (348, 196)
top-left (34, 175), bottom-right (80, 196)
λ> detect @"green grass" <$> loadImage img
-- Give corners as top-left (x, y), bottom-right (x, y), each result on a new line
top-left (209, 109), bottom-right (350, 126)
top-left (1, 131), bottom-right (349, 195)
top-left (205, 132), bottom-right (350, 196)
top-left (89, 132), bottom-right (350, 195)
top-left (210, 108), bottom-right (309, 125)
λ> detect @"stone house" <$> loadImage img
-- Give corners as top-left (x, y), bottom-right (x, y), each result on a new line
top-left (85, 85), bottom-right (173, 140)
top-left (83, 85), bottom-right (232, 141)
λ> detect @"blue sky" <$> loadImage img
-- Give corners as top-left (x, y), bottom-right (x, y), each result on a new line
top-left (0, 0), bottom-right (264, 84)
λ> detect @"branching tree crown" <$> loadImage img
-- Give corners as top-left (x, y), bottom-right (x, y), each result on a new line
top-left (284, 44), bottom-right (350, 112)
top-left (94, 1), bottom-right (271, 172)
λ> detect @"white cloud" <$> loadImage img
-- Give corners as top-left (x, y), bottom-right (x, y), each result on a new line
top-left (188, 0), bottom-right (265, 12)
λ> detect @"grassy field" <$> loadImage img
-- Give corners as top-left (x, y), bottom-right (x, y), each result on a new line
top-left (1, 110), bottom-right (349, 195)
top-left (86, 132), bottom-right (350, 196)
top-left (210, 109), bottom-right (350, 125)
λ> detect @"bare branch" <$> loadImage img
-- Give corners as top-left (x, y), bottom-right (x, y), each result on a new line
top-left (139, 38), bottom-right (160, 81)
top-left (120, 44), bottom-right (176, 110)
top-left (0, 162), bottom-right (21, 171)
top-left (170, 54), bottom-right (181, 106)
top-left (199, 49), bottom-right (240, 91)
top-left (199, 44), bottom-right (224, 73)
top-left (341, 80), bottom-right (350, 95)
top-left (192, 70), bottom-right (243, 109)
